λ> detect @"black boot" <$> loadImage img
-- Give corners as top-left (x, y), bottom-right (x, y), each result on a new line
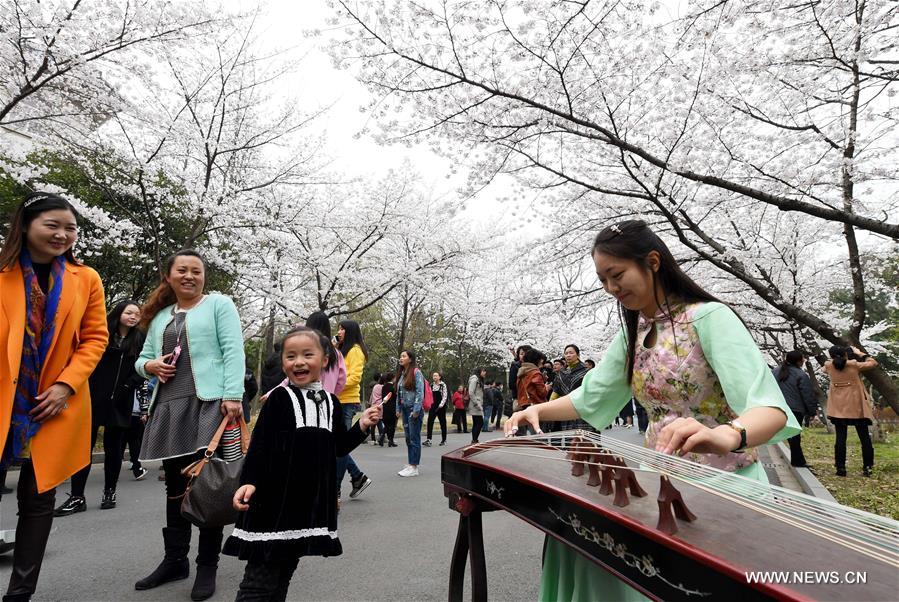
top-left (135, 527), bottom-right (190, 590)
top-left (191, 527), bottom-right (222, 601)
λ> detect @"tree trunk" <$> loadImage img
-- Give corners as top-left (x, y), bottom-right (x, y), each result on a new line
top-left (396, 285), bottom-right (410, 358)
top-left (664, 209), bottom-right (899, 413)
top-left (805, 362), bottom-right (834, 433)
top-left (457, 340), bottom-right (465, 388)
top-left (860, 367), bottom-right (899, 416)
top-left (264, 303), bottom-right (275, 357)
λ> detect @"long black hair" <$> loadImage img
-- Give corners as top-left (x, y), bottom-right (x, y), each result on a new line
top-left (472, 366), bottom-right (485, 390)
top-left (0, 192), bottom-right (81, 271)
top-left (337, 319), bottom-right (369, 361)
top-left (828, 345), bottom-right (848, 371)
top-left (593, 220), bottom-right (723, 384)
top-left (305, 311), bottom-right (337, 369)
top-left (107, 299), bottom-right (145, 356)
top-left (778, 350), bottom-right (804, 381)
top-left (399, 349), bottom-right (418, 391)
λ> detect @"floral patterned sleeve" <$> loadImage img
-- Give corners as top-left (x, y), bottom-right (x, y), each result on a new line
top-left (569, 329), bottom-right (632, 429)
top-left (694, 303), bottom-right (801, 444)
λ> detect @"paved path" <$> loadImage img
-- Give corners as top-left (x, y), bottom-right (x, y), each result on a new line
top-left (0, 423), bottom-right (805, 601)
top-left (1, 427), bottom-right (543, 602)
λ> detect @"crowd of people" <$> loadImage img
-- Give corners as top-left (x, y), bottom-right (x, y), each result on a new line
top-left (0, 193), bottom-right (886, 602)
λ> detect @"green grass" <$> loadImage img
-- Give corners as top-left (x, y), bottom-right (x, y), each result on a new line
top-left (800, 426), bottom-right (899, 520)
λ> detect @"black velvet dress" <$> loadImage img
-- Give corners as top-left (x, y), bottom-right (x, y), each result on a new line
top-left (222, 383), bottom-right (367, 562)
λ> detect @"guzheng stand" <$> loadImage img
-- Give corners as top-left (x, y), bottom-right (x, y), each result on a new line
top-left (447, 491), bottom-right (491, 602)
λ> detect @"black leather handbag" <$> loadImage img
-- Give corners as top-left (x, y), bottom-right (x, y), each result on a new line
top-left (179, 415), bottom-right (249, 528)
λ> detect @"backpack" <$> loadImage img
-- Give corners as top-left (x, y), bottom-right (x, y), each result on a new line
top-left (419, 369), bottom-right (434, 411)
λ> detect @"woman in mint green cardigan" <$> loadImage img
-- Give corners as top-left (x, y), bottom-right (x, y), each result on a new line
top-left (133, 249), bottom-right (245, 602)
top-left (506, 221), bottom-right (798, 602)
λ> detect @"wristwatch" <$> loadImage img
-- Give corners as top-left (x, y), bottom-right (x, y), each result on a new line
top-left (726, 420), bottom-right (747, 453)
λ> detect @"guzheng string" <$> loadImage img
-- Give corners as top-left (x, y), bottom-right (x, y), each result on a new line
top-left (467, 431), bottom-right (899, 566)
top-left (470, 436), bottom-right (898, 566)
top-left (480, 432), bottom-right (899, 549)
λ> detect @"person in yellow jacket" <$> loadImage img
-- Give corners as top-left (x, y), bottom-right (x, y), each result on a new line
top-left (0, 193), bottom-right (108, 600)
top-left (336, 319), bottom-right (372, 500)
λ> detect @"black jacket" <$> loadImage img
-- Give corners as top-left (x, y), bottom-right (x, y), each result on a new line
top-left (260, 351), bottom-right (285, 393)
top-left (508, 361), bottom-right (521, 399)
top-left (88, 331), bottom-right (146, 428)
top-left (773, 365), bottom-right (818, 415)
top-left (223, 385), bottom-right (367, 562)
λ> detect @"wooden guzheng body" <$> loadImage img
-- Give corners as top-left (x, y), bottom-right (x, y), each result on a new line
top-left (441, 431), bottom-right (899, 601)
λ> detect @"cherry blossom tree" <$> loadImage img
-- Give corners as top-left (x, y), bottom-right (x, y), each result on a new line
top-left (0, 0), bottom-right (217, 132)
top-left (328, 0), bottom-right (899, 409)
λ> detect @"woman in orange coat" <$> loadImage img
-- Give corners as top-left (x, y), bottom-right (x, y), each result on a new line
top-left (0, 192), bottom-right (108, 601)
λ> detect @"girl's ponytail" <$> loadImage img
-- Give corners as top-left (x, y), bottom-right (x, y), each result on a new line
top-left (778, 350), bottom-right (804, 381)
top-left (828, 345), bottom-right (848, 371)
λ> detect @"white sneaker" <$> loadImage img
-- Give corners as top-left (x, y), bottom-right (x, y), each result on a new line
top-left (397, 465), bottom-right (411, 476)
top-left (398, 466), bottom-right (419, 477)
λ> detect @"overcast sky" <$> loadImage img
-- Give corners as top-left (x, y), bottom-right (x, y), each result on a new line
top-left (251, 0), bottom-right (521, 226)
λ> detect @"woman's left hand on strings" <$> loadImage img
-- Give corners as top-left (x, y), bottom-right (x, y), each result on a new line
top-left (656, 417), bottom-right (742, 456)
top-left (220, 400), bottom-right (243, 420)
top-left (30, 382), bottom-right (74, 422)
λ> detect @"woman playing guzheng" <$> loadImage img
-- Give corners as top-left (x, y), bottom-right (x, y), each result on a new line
top-left (506, 220), bottom-right (801, 602)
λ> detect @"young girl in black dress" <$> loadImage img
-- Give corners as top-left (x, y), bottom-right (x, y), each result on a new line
top-left (223, 326), bottom-right (381, 601)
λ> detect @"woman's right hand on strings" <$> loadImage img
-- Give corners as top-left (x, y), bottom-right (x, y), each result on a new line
top-left (505, 406), bottom-right (540, 437)
top-left (145, 354), bottom-right (176, 383)
top-left (233, 484), bottom-right (256, 511)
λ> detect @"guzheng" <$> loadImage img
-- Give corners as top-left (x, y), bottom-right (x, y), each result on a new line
top-left (441, 431), bottom-right (899, 601)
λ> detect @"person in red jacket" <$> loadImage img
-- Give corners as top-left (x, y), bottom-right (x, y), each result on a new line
top-left (516, 348), bottom-right (549, 435)
top-left (451, 384), bottom-right (467, 434)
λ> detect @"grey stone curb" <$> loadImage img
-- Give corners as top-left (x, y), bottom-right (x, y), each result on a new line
top-left (773, 441), bottom-right (838, 503)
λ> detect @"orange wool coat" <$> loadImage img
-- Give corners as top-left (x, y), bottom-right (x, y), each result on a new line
top-left (0, 262), bottom-right (108, 493)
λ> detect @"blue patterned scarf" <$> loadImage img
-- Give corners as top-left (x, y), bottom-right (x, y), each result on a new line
top-left (1, 251), bottom-right (65, 466)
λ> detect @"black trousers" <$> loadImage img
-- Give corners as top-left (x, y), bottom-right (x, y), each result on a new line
top-left (787, 411), bottom-right (807, 466)
top-left (70, 422), bottom-right (128, 497)
top-left (382, 402), bottom-right (397, 443)
top-left (452, 409), bottom-right (467, 432)
top-left (3, 461), bottom-right (56, 600)
top-left (162, 452), bottom-right (223, 566)
top-left (369, 419), bottom-right (385, 442)
top-left (426, 404), bottom-right (447, 442)
top-left (122, 415), bottom-right (145, 472)
top-left (236, 558), bottom-right (300, 602)
top-left (492, 405), bottom-right (502, 429)
top-left (834, 422), bottom-right (874, 470)
top-left (471, 416), bottom-right (484, 443)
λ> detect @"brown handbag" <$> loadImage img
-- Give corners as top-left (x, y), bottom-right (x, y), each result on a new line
top-left (179, 415), bottom-right (250, 528)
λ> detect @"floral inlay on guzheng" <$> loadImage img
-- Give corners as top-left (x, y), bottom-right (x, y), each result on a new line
top-left (485, 480), bottom-right (505, 500)
top-left (548, 507), bottom-right (712, 598)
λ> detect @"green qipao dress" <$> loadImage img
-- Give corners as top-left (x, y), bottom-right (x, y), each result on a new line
top-left (540, 301), bottom-right (801, 602)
